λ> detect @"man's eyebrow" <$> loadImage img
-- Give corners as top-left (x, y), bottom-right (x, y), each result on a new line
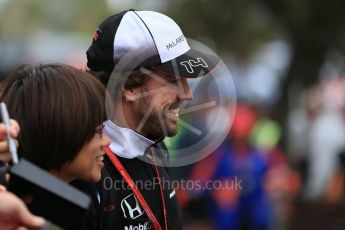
top-left (132, 87), bottom-right (167, 100)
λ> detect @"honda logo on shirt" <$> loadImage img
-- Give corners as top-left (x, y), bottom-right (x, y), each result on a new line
top-left (121, 193), bottom-right (144, 219)
top-left (180, 57), bottom-right (208, 73)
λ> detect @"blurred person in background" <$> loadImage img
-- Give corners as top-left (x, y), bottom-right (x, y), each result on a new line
top-left (288, 77), bottom-right (345, 201)
top-left (250, 115), bottom-right (300, 229)
top-left (304, 77), bottom-right (345, 200)
top-left (287, 85), bottom-right (323, 195)
top-left (326, 82), bottom-right (345, 203)
top-left (189, 103), bottom-right (273, 230)
top-left (288, 76), bottom-right (345, 230)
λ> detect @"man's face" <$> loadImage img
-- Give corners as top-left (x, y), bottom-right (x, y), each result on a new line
top-left (133, 69), bottom-right (193, 139)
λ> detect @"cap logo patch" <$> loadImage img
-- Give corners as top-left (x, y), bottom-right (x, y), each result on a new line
top-left (180, 57), bottom-right (208, 73)
top-left (92, 28), bottom-right (102, 41)
top-left (166, 35), bottom-right (185, 50)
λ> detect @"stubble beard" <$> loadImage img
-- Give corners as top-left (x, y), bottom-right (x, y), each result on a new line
top-left (139, 96), bottom-right (178, 139)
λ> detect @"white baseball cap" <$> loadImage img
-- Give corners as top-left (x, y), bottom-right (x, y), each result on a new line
top-left (87, 9), bottom-right (219, 78)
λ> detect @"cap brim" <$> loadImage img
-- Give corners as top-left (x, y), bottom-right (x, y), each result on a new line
top-left (151, 48), bottom-right (220, 78)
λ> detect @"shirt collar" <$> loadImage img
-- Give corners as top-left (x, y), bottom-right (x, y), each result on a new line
top-left (103, 120), bottom-right (155, 159)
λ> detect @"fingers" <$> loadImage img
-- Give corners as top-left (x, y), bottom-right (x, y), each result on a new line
top-left (16, 207), bottom-right (45, 229)
top-left (0, 119), bottom-right (20, 140)
top-left (16, 227), bottom-right (28, 230)
top-left (2, 192), bottom-right (45, 229)
top-left (0, 119), bottom-right (20, 164)
top-left (0, 123), bottom-right (6, 140)
top-left (9, 119), bottom-right (20, 138)
top-left (0, 185), bottom-right (6, 191)
top-left (0, 139), bottom-right (19, 152)
top-left (15, 202), bottom-right (45, 229)
top-left (0, 153), bottom-right (12, 162)
top-left (0, 192), bottom-right (45, 229)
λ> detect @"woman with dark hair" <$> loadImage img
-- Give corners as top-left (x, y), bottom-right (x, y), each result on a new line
top-left (0, 63), bottom-right (110, 183)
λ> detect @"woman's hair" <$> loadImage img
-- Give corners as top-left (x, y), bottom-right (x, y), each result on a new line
top-left (0, 64), bottom-right (106, 170)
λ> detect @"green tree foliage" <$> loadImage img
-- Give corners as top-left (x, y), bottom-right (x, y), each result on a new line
top-left (167, 0), bottom-right (345, 136)
top-left (0, 0), bottom-right (110, 35)
top-left (167, 0), bottom-right (281, 61)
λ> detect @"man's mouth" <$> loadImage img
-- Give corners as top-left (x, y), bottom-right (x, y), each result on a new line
top-left (164, 108), bottom-right (180, 122)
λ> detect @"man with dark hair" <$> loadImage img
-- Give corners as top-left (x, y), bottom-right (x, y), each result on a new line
top-left (86, 9), bottom-right (219, 230)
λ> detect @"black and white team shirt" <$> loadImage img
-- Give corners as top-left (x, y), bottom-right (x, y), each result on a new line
top-left (96, 120), bottom-right (183, 230)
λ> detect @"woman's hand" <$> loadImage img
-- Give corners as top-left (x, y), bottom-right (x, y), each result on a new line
top-left (0, 119), bottom-right (20, 163)
top-left (0, 188), bottom-right (45, 230)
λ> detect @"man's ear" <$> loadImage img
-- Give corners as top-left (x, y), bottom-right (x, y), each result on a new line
top-left (123, 87), bottom-right (137, 102)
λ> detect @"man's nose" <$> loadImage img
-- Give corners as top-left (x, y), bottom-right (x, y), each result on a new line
top-left (178, 78), bottom-right (193, 101)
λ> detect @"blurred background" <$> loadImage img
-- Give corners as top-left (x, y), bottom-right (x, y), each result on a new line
top-left (1, 0), bottom-right (345, 229)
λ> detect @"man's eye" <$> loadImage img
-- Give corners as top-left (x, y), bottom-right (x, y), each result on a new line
top-left (168, 80), bottom-right (178, 84)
